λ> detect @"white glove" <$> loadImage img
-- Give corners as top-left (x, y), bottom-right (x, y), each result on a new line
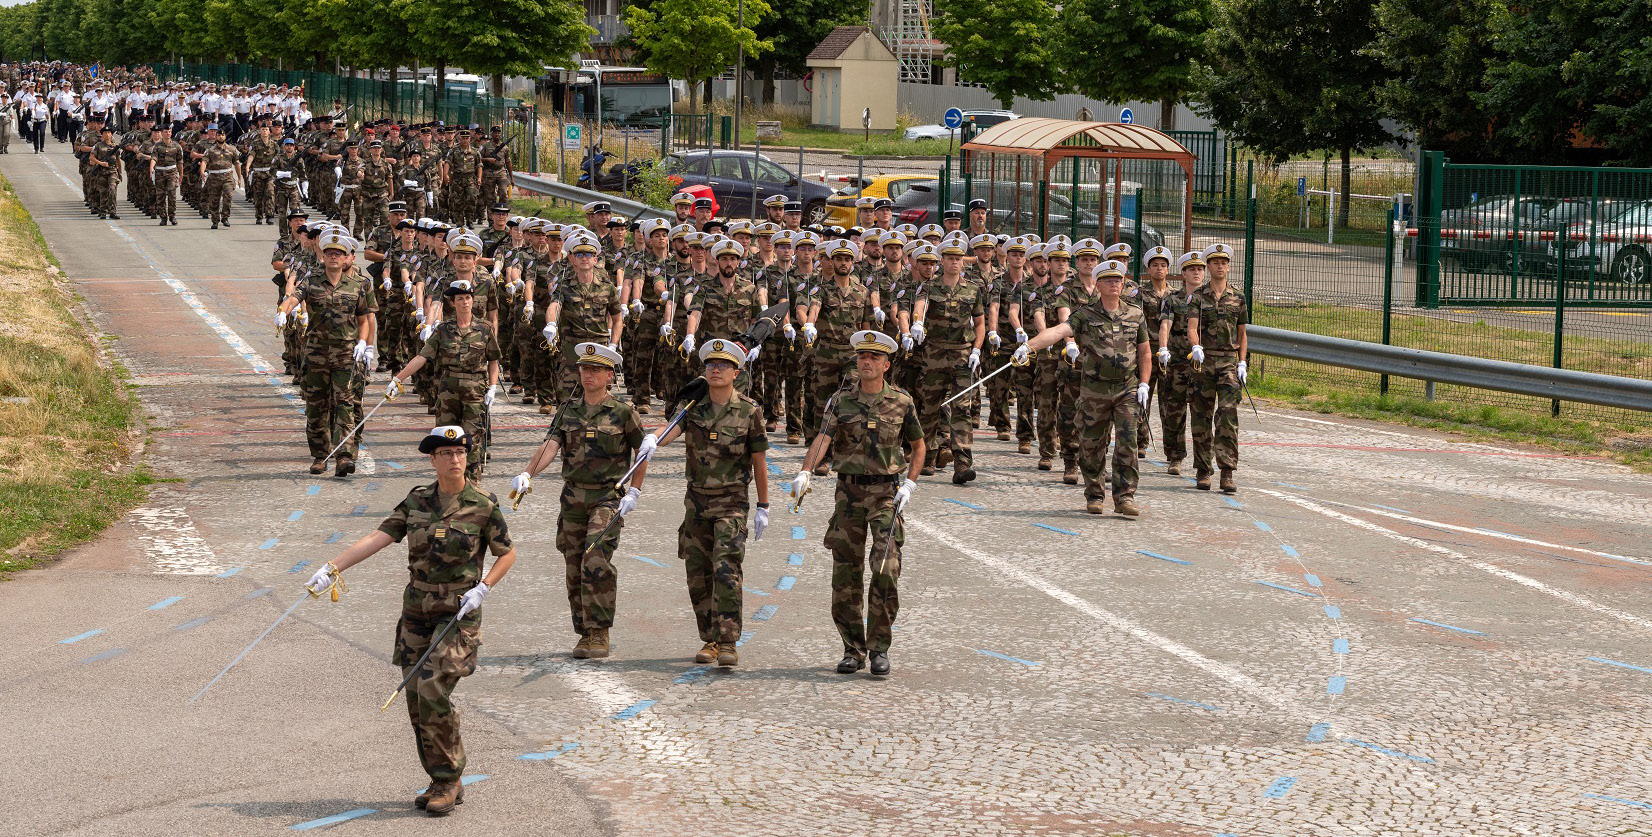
top-left (1015, 327), bottom-right (1028, 344)
top-left (385, 378), bottom-right (401, 400)
top-left (419, 324), bottom-right (434, 342)
top-left (541, 321), bottom-right (558, 343)
top-left (1191, 344), bottom-right (1205, 364)
top-left (791, 470), bottom-right (810, 499)
top-left (893, 480), bottom-right (913, 515)
top-left (1011, 344), bottom-right (1031, 366)
top-left (1137, 382), bottom-right (1150, 409)
top-left (523, 299), bottom-right (534, 322)
top-left (607, 342), bottom-right (620, 354)
top-left (352, 340), bottom-right (369, 363)
top-left (630, 299), bottom-right (644, 315)
top-left (753, 506), bottom-right (769, 540)
top-left (1063, 342), bottom-right (1080, 362)
top-left (901, 333), bottom-right (915, 352)
top-left (456, 581), bottom-right (488, 619)
top-left (873, 307), bottom-right (886, 324)
top-left (381, 276), bottom-right (392, 292)
top-left (660, 322), bottom-right (674, 338)
top-left (616, 485), bottom-right (641, 517)
top-left (967, 348), bottom-right (980, 371)
top-left (803, 323), bottom-right (818, 344)
top-left (304, 564), bottom-right (336, 595)
top-left (1237, 360), bottom-right (1248, 384)
top-left (274, 310), bottom-right (287, 329)
top-left (637, 431), bottom-right (659, 461)
top-left (910, 322), bottom-right (926, 344)
top-left (414, 308), bottom-right (426, 324)
top-left (403, 280), bottom-right (413, 296)
top-left (365, 346), bottom-right (377, 368)
top-left (680, 334), bottom-right (696, 355)
top-left (484, 385), bottom-right (497, 407)
top-left (746, 344), bottom-right (761, 364)
top-left (988, 331), bottom-right (1001, 349)
top-left (1157, 346), bottom-right (1171, 366)
top-left (783, 323), bottom-right (796, 341)
top-left (511, 471), bottom-right (531, 496)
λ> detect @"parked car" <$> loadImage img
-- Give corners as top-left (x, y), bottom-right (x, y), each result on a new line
top-left (1440, 194), bottom-right (1557, 270)
top-left (889, 179), bottom-right (1165, 249)
top-left (823, 174), bottom-right (933, 227)
top-left (1550, 199), bottom-right (1652, 284)
top-left (902, 109), bottom-right (1020, 141)
top-left (660, 150), bottom-right (835, 221)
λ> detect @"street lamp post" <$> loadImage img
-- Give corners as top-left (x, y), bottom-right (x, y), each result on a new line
top-left (733, 0), bottom-right (744, 151)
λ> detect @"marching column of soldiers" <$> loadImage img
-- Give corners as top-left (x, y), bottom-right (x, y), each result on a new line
top-left (18, 63), bottom-right (1256, 817)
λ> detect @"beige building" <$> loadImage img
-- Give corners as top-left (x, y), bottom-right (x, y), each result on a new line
top-left (806, 26), bottom-right (899, 132)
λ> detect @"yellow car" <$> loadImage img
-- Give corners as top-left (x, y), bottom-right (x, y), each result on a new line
top-left (824, 175), bottom-right (933, 228)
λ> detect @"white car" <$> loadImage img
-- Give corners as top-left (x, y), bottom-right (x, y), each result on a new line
top-left (903, 109), bottom-right (1020, 141)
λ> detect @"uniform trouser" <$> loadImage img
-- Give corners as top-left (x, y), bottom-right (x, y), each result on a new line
top-left (394, 615), bottom-right (480, 782)
top-left (513, 312), bottom-right (538, 395)
top-left (204, 173), bottom-right (234, 222)
top-left (1007, 348), bottom-right (1036, 443)
top-left (153, 172), bottom-right (178, 219)
top-left (336, 185), bottom-right (361, 234)
top-left (1077, 385), bottom-right (1139, 502)
top-left (1057, 363), bottom-right (1082, 465)
top-left (481, 174), bottom-right (508, 209)
top-left (916, 345), bottom-right (974, 472)
top-left (302, 363), bottom-right (360, 460)
top-left (825, 480), bottom-right (902, 657)
top-left (359, 192), bottom-right (388, 238)
top-left (557, 484), bottom-right (624, 635)
top-left (91, 171), bottom-right (116, 215)
top-left (1158, 362), bottom-right (1194, 465)
top-left (449, 178), bottom-right (479, 224)
top-left (248, 171), bottom-right (273, 219)
top-left (313, 168), bottom-right (337, 214)
top-left (1034, 353), bottom-right (1062, 460)
top-left (630, 319), bottom-right (661, 406)
top-left (806, 344), bottom-right (853, 440)
top-left (273, 186), bottom-right (300, 230)
top-left (530, 315), bottom-right (559, 405)
top-left (1190, 355), bottom-right (1242, 474)
top-left (986, 343), bottom-right (1015, 431)
top-left (655, 334), bottom-right (685, 411)
top-left (434, 379), bottom-right (488, 478)
top-left (0, 115), bottom-right (11, 151)
top-left (377, 293), bottom-right (406, 364)
top-left (678, 488), bottom-right (749, 644)
top-left (399, 190), bottom-right (425, 220)
top-left (783, 341), bottom-right (807, 435)
top-left (756, 338), bottom-right (784, 421)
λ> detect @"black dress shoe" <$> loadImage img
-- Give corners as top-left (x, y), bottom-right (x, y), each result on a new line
top-left (836, 654), bottom-right (864, 674)
top-left (868, 651), bottom-right (890, 676)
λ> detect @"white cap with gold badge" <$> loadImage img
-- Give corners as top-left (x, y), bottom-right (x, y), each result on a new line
top-left (698, 337), bottom-right (748, 368)
top-left (573, 341), bottom-right (622, 369)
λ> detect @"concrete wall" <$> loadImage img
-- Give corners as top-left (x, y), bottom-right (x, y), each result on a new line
top-left (896, 82), bottom-right (1216, 133)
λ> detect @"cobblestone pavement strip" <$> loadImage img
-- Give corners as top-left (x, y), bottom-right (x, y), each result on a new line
top-left (3, 140), bottom-right (1650, 836)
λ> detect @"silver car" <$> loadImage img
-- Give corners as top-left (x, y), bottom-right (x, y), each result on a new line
top-left (903, 109), bottom-right (1020, 141)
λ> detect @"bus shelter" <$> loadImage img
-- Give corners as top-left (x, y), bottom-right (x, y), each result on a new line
top-left (960, 118), bottom-right (1197, 267)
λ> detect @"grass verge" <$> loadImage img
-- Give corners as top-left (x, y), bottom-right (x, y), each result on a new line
top-left (0, 172), bottom-right (151, 576)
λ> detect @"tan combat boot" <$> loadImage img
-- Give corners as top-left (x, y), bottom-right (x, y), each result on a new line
top-left (1063, 462), bottom-right (1079, 485)
top-left (1220, 469), bottom-right (1237, 494)
top-left (571, 634), bottom-right (593, 659)
top-left (538, 404), bottom-right (555, 415)
top-left (695, 640), bottom-right (719, 664)
top-left (1166, 462), bottom-right (1181, 476)
top-left (786, 432), bottom-right (801, 445)
top-left (1115, 498), bottom-right (1140, 518)
top-left (1195, 471), bottom-right (1212, 490)
top-left (997, 430), bottom-right (1010, 441)
top-left (1017, 441), bottom-right (1031, 454)
top-left (1036, 457), bottom-right (1053, 471)
top-left (1085, 498), bottom-right (1106, 514)
top-left (936, 448), bottom-right (953, 469)
top-left (585, 628), bottom-right (611, 658)
top-left (424, 778), bottom-right (463, 815)
top-left (717, 643), bottom-right (738, 667)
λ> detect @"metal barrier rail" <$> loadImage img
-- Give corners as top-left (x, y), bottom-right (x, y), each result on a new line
top-left (1407, 228), bottom-right (1652, 243)
top-left (1248, 326), bottom-right (1652, 412)
top-left (510, 172), bottom-right (673, 222)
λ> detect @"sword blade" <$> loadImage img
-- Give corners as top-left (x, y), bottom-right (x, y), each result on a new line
top-left (189, 593), bottom-right (308, 704)
top-left (323, 394), bottom-right (389, 463)
top-left (379, 615), bottom-right (461, 711)
top-left (939, 361), bottom-right (1012, 408)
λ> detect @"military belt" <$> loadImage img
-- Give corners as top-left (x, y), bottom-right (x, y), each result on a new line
top-left (154, 164), bottom-right (176, 170)
top-left (1206, 349), bottom-right (1240, 356)
top-left (567, 481), bottom-right (615, 491)
top-left (205, 167), bottom-right (232, 175)
top-left (251, 166), bottom-right (270, 172)
top-left (409, 579), bottom-right (475, 595)
top-left (341, 184), bottom-right (358, 190)
top-left (840, 473), bottom-right (898, 485)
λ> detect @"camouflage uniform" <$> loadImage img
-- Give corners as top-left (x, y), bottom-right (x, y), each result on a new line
top-left (677, 395), bottom-right (768, 644)
top-left (149, 138), bottom-right (184, 223)
top-left (688, 273), bottom-right (761, 390)
top-left (337, 155), bottom-right (365, 237)
top-left (200, 140), bottom-right (239, 225)
top-left (480, 138), bottom-right (511, 209)
top-left (548, 394), bottom-right (644, 635)
top-left (1068, 301), bottom-right (1148, 504)
top-left (913, 279), bottom-right (981, 474)
top-left (820, 383), bottom-right (922, 657)
top-left (754, 262), bottom-right (793, 423)
top-left (359, 154), bottom-right (395, 237)
top-left (1158, 289), bottom-right (1198, 467)
top-left (88, 138), bottom-right (120, 216)
top-left (446, 144), bottom-right (483, 225)
top-left (245, 133), bottom-right (279, 221)
top-left (300, 269), bottom-right (377, 462)
top-left (1190, 284), bottom-right (1248, 476)
top-left (554, 273), bottom-right (621, 397)
top-left (518, 253), bottom-right (558, 406)
top-left (1021, 279), bottom-right (1062, 462)
top-left (274, 240), bottom-right (313, 375)
top-left (628, 251), bottom-right (669, 409)
top-left (377, 482), bottom-right (511, 783)
top-left (271, 149), bottom-right (302, 230)
top-left (1054, 279), bottom-right (1102, 469)
top-left (986, 274), bottom-right (1025, 437)
top-left (805, 276), bottom-right (873, 439)
top-left (418, 320), bottom-right (501, 479)
top-left (1136, 282), bottom-right (1173, 454)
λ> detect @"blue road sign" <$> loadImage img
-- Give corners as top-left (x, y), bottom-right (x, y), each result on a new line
top-left (1297, 177), bottom-right (1306, 196)
top-left (943, 108), bottom-right (964, 129)
top-left (1119, 107), bottom-right (1133, 124)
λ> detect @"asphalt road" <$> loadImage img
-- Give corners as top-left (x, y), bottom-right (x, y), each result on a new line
top-left (6, 138), bottom-right (1652, 836)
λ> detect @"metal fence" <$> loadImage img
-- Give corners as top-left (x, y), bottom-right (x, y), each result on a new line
top-left (147, 62), bottom-right (540, 173)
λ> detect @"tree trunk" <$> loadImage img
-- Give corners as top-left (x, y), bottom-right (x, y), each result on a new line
top-left (491, 73), bottom-right (505, 98)
top-left (689, 79), bottom-right (699, 113)
top-left (436, 60), bottom-right (447, 101)
top-left (759, 58), bottom-right (775, 105)
top-left (1339, 146), bottom-right (1353, 231)
top-left (1158, 96), bottom-right (1177, 132)
top-left (703, 78), bottom-right (713, 111)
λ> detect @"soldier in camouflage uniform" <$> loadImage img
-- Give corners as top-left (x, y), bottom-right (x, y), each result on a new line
top-left (756, 229), bottom-right (799, 432)
top-left (271, 139), bottom-right (303, 231)
top-left (359, 140), bottom-right (396, 239)
top-left (1014, 242), bottom-right (1061, 469)
top-left (278, 230), bottom-right (376, 476)
top-left (627, 219), bottom-right (672, 413)
top-left (1134, 246), bottom-right (1176, 458)
top-left (1052, 239), bottom-right (1105, 484)
top-left (336, 142), bottom-right (366, 237)
top-left (991, 236), bottom-right (1037, 453)
top-left (1018, 259), bottom-right (1151, 516)
top-left (1157, 252), bottom-right (1204, 475)
top-left (244, 120), bottom-right (279, 224)
top-left (794, 330), bottom-right (923, 677)
top-left (443, 129), bottom-right (483, 227)
top-left (386, 247), bottom-right (501, 482)
top-left (398, 148), bottom-right (431, 219)
top-left (649, 339), bottom-right (771, 668)
top-left (1187, 243), bottom-right (1247, 493)
top-left (908, 240), bottom-right (984, 484)
top-left (545, 236), bottom-right (623, 399)
top-left (683, 239), bottom-right (764, 391)
top-left (148, 123), bottom-right (184, 225)
top-left (197, 123), bottom-right (242, 229)
top-left (305, 424), bottom-right (516, 816)
top-left (801, 239), bottom-right (879, 469)
top-left (511, 343), bottom-right (645, 659)
top-left (480, 125), bottom-right (512, 210)
top-left (85, 125), bottom-right (121, 219)
top-left (272, 214), bottom-right (314, 377)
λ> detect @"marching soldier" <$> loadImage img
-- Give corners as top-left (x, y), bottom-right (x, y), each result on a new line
top-left (85, 125), bottom-right (121, 220)
top-left (277, 229), bottom-right (376, 476)
top-left (682, 240), bottom-right (764, 391)
top-left (1135, 246), bottom-right (1176, 457)
top-left (336, 141), bottom-right (365, 237)
top-left (304, 424), bottom-right (516, 816)
top-left (646, 339), bottom-right (772, 668)
top-left (480, 125), bottom-right (513, 209)
top-left (1016, 260), bottom-right (1150, 516)
top-left (793, 329), bottom-right (923, 676)
top-left (359, 140), bottom-right (396, 237)
top-left (987, 236), bottom-right (1033, 451)
top-left (544, 236), bottom-right (624, 399)
top-left (272, 213), bottom-right (315, 377)
top-left (510, 343), bottom-right (646, 659)
top-left (1157, 252), bottom-right (1204, 475)
top-left (1016, 242), bottom-right (1061, 470)
top-left (1187, 243), bottom-right (1247, 493)
top-left (907, 239), bottom-right (983, 484)
top-left (628, 218), bottom-right (672, 413)
top-left (399, 148), bottom-right (432, 219)
top-left (800, 240), bottom-right (879, 471)
top-left (244, 120), bottom-right (279, 224)
top-left (442, 129), bottom-right (483, 227)
top-left (148, 123), bottom-right (184, 225)
top-left (1052, 238), bottom-right (1104, 484)
top-left (197, 123), bottom-right (242, 229)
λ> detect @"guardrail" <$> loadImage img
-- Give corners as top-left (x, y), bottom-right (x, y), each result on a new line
top-left (511, 172), bottom-right (674, 222)
top-left (1247, 325), bottom-right (1652, 412)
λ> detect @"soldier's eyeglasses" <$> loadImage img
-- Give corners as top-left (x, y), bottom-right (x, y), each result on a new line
top-left (431, 449), bottom-right (468, 460)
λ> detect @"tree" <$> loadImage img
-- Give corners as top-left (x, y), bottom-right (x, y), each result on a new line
top-left (1372, 0), bottom-right (1502, 160)
top-left (750, 0), bottom-right (864, 105)
top-left (1058, 0), bottom-right (1213, 131)
top-left (625, 0), bottom-right (772, 113)
top-left (398, 0), bottom-right (592, 98)
top-left (931, 0), bottom-right (1064, 108)
top-left (83, 0), bottom-right (167, 65)
top-left (1199, 0), bottom-right (1394, 227)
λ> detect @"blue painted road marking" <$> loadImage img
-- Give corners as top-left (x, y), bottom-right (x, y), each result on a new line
top-left (1262, 776), bottom-right (1297, 798)
top-left (1223, 496), bottom-right (1243, 509)
top-left (1303, 573), bottom-right (1322, 587)
top-left (1136, 550), bottom-right (1193, 566)
top-left (776, 576), bottom-right (796, 590)
top-left (257, 538), bottom-right (279, 550)
top-left (1146, 692), bottom-right (1222, 712)
top-left (1324, 605), bottom-right (1343, 619)
top-left (364, 482), bottom-right (381, 491)
top-left (176, 617), bottom-right (212, 630)
top-left (752, 604), bottom-right (779, 621)
top-left (351, 505), bottom-right (366, 516)
top-left (519, 743), bottom-right (581, 761)
top-left (80, 648), bottom-right (127, 664)
top-left (59, 629), bottom-right (104, 644)
top-left (323, 532), bottom-right (344, 544)
top-left (744, 587), bottom-right (771, 597)
top-left (787, 553), bottom-right (804, 566)
top-left (1589, 657), bottom-right (1652, 675)
top-left (630, 555), bottom-right (667, 568)
top-left (287, 510), bottom-right (305, 521)
top-left (1275, 482), bottom-right (1311, 490)
top-left (147, 596), bottom-right (184, 610)
top-left (791, 526), bottom-right (806, 539)
top-left (1306, 722), bottom-right (1330, 742)
top-left (734, 630), bottom-right (755, 647)
top-left (245, 588), bottom-right (273, 599)
top-left (976, 649), bottom-right (1039, 666)
top-left (1280, 544), bottom-right (1299, 558)
top-left (612, 700), bottom-right (656, 720)
top-left (305, 485), bottom-right (320, 495)
top-left (1370, 503), bottom-right (1410, 514)
top-left (288, 560), bottom-right (312, 573)
top-left (673, 667), bottom-right (710, 684)
top-left (1332, 638), bottom-right (1350, 654)
top-left (1343, 738), bottom-right (1435, 763)
top-left (217, 566), bottom-right (246, 576)
top-left (1327, 676), bottom-right (1347, 695)
top-left (383, 461), bottom-right (404, 470)
top-left (1256, 580), bottom-right (1320, 598)
top-left (1582, 793), bottom-right (1652, 811)
top-left (1031, 522), bottom-right (1078, 536)
top-left (290, 809), bottom-right (377, 830)
top-left (1253, 520), bottom-right (1273, 532)
top-left (943, 498), bottom-right (984, 509)
top-left (1411, 618), bottom-right (1483, 635)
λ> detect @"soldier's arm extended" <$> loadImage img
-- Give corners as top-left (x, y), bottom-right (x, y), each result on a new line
top-left (608, 307), bottom-right (623, 347)
top-left (985, 298), bottom-right (1000, 336)
top-left (798, 427), bottom-right (833, 474)
top-left (1022, 320), bottom-right (1073, 353)
top-left (520, 435), bottom-right (562, 481)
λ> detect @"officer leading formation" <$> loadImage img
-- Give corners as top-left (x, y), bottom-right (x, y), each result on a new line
top-left (21, 62), bottom-right (1254, 818)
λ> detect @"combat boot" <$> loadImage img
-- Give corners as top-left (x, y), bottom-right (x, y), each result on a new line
top-left (812, 463), bottom-right (829, 477)
top-left (1085, 498), bottom-right (1106, 514)
top-left (538, 404), bottom-right (555, 414)
top-left (571, 633), bottom-right (592, 659)
top-left (1063, 462), bottom-right (1078, 485)
top-left (935, 448), bottom-right (953, 469)
top-left (836, 653), bottom-right (864, 674)
top-left (335, 456), bottom-right (356, 477)
top-left (637, 404), bottom-right (650, 415)
top-left (1220, 469), bottom-right (1237, 494)
top-left (868, 651), bottom-right (890, 676)
top-left (1037, 457), bottom-right (1052, 471)
top-left (585, 628), bottom-right (611, 659)
top-left (1115, 498), bottom-right (1140, 518)
top-left (1017, 441), bottom-right (1031, 454)
top-left (920, 464), bottom-right (936, 476)
top-left (951, 468), bottom-right (976, 485)
top-left (521, 394), bottom-right (534, 404)
top-left (1166, 462), bottom-right (1181, 476)
top-left (717, 643), bottom-right (738, 667)
top-left (423, 778), bottom-right (463, 815)
top-left (695, 640), bottom-right (719, 664)
top-left (309, 458), bottom-right (327, 475)
top-left (1195, 470), bottom-right (1212, 490)
top-left (996, 430), bottom-right (1010, 441)
top-left (786, 432), bottom-right (800, 445)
